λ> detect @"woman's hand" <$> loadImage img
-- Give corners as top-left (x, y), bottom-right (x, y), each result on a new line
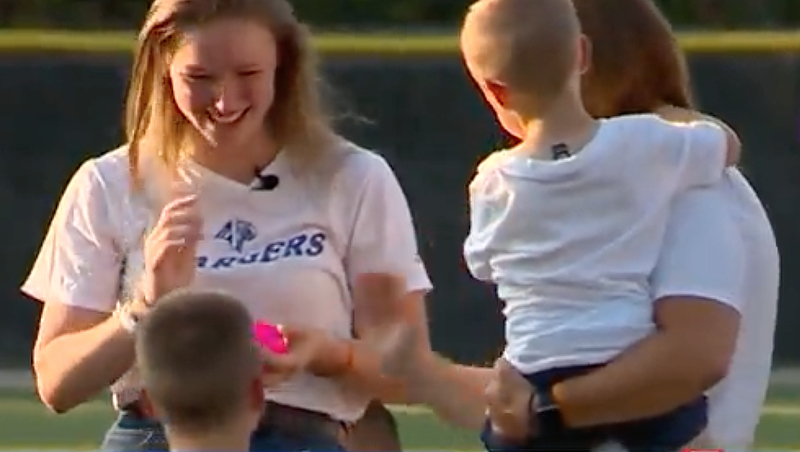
top-left (486, 358), bottom-right (535, 441)
top-left (260, 326), bottom-right (345, 384)
top-left (140, 194), bottom-right (202, 303)
top-left (656, 105), bottom-right (741, 166)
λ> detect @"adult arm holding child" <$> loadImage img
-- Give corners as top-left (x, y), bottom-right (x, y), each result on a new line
top-left (657, 105), bottom-right (741, 167)
top-left (486, 170), bottom-right (745, 438)
top-left (377, 179), bottom-right (745, 435)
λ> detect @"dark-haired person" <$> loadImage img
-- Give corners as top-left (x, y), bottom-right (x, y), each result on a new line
top-left (135, 290), bottom-right (266, 452)
top-left (383, 1), bottom-right (778, 451)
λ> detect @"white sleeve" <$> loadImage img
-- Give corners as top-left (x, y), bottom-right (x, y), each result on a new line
top-left (664, 119), bottom-right (728, 191)
top-left (462, 169), bottom-right (501, 282)
top-left (650, 184), bottom-right (745, 312)
top-left (21, 160), bottom-right (122, 313)
top-left (344, 156), bottom-right (431, 294)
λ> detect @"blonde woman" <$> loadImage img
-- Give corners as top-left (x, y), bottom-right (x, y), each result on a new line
top-left (22, 0), bottom-right (431, 450)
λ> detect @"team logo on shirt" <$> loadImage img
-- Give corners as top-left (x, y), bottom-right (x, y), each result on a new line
top-left (214, 219), bottom-right (257, 253)
top-left (198, 219), bottom-right (327, 270)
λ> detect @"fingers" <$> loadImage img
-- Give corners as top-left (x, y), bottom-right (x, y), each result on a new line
top-left (495, 358), bottom-right (520, 390)
top-left (268, 325), bottom-right (317, 361)
top-left (161, 225), bottom-right (202, 244)
top-left (485, 377), bottom-right (519, 439)
top-left (259, 347), bottom-right (299, 374)
top-left (493, 358), bottom-right (527, 404)
top-left (485, 359), bottom-right (533, 441)
top-left (276, 324), bottom-right (303, 343)
top-left (157, 196), bottom-right (202, 233)
top-left (494, 357), bottom-right (515, 374)
top-left (148, 196), bottom-right (202, 250)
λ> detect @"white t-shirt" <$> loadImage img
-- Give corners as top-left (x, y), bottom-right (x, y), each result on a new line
top-left (21, 141), bottom-right (432, 422)
top-left (652, 169), bottom-right (779, 449)
top-left (463, 114), bottom-right (728, 374)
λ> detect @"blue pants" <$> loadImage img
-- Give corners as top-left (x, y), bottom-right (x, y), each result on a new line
top-left (481, 364), bottom-right (707, 452)
top-left (100, 408), bottom-right (347, 452)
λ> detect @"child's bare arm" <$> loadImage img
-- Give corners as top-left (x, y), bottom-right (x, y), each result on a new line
top-left (656, 105), bottom-right (741, 167)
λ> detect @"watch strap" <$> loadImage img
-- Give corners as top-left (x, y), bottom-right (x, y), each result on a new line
top-left (530, 386), bottom-right (566, 436)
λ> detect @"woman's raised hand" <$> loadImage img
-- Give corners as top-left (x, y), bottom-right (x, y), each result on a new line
top-left (140, 184), bottom-right (202, 303)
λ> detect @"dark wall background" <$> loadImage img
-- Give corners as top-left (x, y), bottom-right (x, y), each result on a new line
top-left (3, 0), bottom-right (799, 29)
top-left (1, 51), bottom-right (798, 367)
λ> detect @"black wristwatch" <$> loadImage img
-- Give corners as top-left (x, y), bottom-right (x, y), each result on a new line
top-left (529, 387), bottom-right (566, 437)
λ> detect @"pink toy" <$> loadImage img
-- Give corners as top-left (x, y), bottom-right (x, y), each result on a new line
top-left (253, 321), bottom-right (289, 354)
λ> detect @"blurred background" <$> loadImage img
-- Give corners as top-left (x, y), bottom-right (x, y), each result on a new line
top-left (1, 0), bottom-right (800, 29)
top-left (0, 0), bottom-right (798, 449)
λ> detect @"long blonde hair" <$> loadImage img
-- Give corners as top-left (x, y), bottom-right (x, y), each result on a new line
top-left (124, 0), bottom-right (338, 188)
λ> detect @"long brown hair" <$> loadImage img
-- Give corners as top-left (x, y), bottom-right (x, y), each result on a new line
top-left (125, 0), bottom-right (337, 188)
top-left (574, 0), bottom-right (694, 118)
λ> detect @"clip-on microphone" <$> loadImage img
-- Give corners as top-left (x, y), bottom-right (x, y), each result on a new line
top-left (252, 172), bottom-right (280, 191)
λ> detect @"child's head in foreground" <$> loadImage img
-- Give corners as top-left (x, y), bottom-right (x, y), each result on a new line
top-left (460, 0), bottom-right (589, 138)
top-left (135, 289), bottom-right (264, 437)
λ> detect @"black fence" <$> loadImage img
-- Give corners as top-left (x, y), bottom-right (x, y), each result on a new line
top-left (1, 51), bottom-right (798, 367)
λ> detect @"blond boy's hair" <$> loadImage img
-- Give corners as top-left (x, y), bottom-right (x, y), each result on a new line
top-left (460, 0), bottom-right (582, 112)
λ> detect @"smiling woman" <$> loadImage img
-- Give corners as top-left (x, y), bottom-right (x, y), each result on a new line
top-left (22, 0), bottom-right (433, 451)
top-left (124, 0), bottom-right (336, 186)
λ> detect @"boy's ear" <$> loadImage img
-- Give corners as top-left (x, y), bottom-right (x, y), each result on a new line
top-left (484, 79), bottom-right (511, 109)
top-left (138, 390), bottom-right (157, 418)
top-left (578, 34), bottom-right (592, 75)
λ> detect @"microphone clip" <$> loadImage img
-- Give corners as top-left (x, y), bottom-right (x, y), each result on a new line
top-left (252, 173), bottom-right (280, 191)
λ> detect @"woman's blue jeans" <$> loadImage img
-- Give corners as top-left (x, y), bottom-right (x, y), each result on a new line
top-left (100, 408), bottom-right (347, 452)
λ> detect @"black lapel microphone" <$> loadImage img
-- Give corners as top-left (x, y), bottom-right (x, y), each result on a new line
top-left (551, 143), bottom-right (571, 160)
top-left (252, 171), bottom-right (280, 191)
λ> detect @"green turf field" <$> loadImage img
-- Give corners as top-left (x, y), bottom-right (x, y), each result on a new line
top-left (1, 29), bottom-right (800, 54)
top-left (0, 384), bottom-right (798, 450)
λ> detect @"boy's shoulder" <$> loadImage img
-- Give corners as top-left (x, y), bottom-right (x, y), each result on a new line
top-left (604, 113), bottom-right (670, 131)
top-left (470, 149), bottom-right (513, 189)
top-left (476, 149), bottom-right (513, 175)
top-left (604, 113), bottom-right (706, 137)
top-left (598, 114), bottom-right (682, 149)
